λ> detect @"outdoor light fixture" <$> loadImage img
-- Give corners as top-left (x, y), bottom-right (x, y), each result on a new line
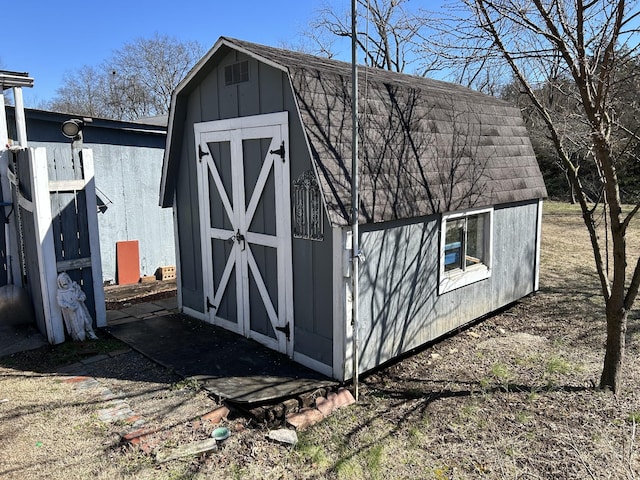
top-left (61, 119), bottom-right (84, 139)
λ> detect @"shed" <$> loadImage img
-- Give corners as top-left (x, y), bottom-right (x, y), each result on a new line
top-left (160, 37), bottom-right (547, 381)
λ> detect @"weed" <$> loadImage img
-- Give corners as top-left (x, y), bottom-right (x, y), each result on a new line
top-left (545, 355), bottom-right (573, 375)
top-left (230, 465), bottom-right (247, 480)
top-left (627, 412), bottom-right (640, 423)
top-left (408, 426), bottom-right (424, 448)
top-left (365, 444), bottom-right (384, 479)
top-left (461, 403), bottom-right (478, 419)
top-left (433, 465), bottom-right (452, 480)
top-left (479, 377), bottom-right (491, 390)
top-left (171, 377), bottom-right (201, 391)
top-left (118, 450), bottom-right (154, 474)
top-left (296, 435), bottom-right (331, 469)
top-left (516, 410), bottom-right (531, 424)
top-left (491, 362), bottom-right (510, 380)
top-left (335, 457), bottom-right (363, 479)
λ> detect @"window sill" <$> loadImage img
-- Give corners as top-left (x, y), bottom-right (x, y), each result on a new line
top-left (439, 264), bottom-right (491, 294)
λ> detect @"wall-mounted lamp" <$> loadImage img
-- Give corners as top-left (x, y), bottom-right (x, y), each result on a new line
top-left (61, 119), bottom-right (84, 139)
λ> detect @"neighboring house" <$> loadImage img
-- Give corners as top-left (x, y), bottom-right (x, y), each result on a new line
top-left (160, 37), bottom-right (547, 380)
top-left (6, 107), bottom-right (174, 284)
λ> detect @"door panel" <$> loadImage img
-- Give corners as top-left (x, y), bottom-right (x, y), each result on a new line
top-left (195, 112), bottom-right (293, 355)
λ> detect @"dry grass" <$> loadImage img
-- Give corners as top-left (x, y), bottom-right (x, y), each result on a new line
top-left (1, 200), bottom-right (639, 479)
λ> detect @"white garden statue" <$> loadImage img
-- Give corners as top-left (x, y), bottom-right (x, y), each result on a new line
top-left (56, 272), bottom-right (98, 342)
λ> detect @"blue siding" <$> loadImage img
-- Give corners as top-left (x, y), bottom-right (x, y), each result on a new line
top-left (357, 200), bottom-right (540, 373)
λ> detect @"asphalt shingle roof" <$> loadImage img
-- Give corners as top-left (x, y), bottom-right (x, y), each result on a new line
top-left (165, 38), bottom-right (547, 225)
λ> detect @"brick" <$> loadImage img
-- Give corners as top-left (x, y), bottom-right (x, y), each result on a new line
top-left (125, 415), bottom-right (143, 424)
top-left (62, 375), bottom-right (92, 384)
top-left (315, 394), bottom-right (337, 417)
top-left (334, 388), bottom-right (356, 409)
top-left (122, 426), bottom-right (158, 442)
top-left (286, 407), bottom-right (324, 430)
top-left (74, 378), bottom-right (100, 390)
top-left (201, 406), bottom-right (229, 424)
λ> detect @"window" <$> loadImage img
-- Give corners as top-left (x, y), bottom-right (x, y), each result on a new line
top-left (439, 207), bottom-right (493, 294)
top-left (224, 61), bottom-right (249, 85)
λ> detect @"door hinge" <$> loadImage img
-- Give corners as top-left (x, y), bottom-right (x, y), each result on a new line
top-left (270, 141), bottom-right (286, 162)
top-left (206, 296), bottom-right (216, 312)
top-left (275, 322), bottom-right (290, 341)
top-left (198, 144), bottom-right (210, 161)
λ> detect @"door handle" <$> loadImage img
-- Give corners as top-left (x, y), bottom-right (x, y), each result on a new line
top-left (235, 230), bottom-right (246, 251)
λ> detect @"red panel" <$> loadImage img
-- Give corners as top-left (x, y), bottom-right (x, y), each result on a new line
top-left (116, 240), bottom-right (140, 285)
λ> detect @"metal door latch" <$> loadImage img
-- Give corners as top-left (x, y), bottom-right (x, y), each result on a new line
top-left (227, 229), bottom-right (246, 251)
top-left (234, 229), bottom-right (245, 251)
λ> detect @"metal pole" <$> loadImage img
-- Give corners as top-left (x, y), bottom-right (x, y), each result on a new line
top-left (351, 0), bottom-right (360, 401)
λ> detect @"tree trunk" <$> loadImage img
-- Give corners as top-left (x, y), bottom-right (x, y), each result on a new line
top-left (599, 301), bottom-right (627, 394)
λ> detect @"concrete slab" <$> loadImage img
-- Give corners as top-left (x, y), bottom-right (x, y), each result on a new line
top-left (119, 302), bottom-right (164, 318)
top-left (106, 309), bottom-right (129, 322)
top-left (107, 313), bottom-right (336, 404)
top-left (0, 323), bottom-right (48, 358)
top-left (149, 297), bottom-right (178, 311)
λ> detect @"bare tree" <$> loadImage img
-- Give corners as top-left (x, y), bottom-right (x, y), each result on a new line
top-left (430, 0), bottom-right (640, 393)
top-left (307, 0), bottom-right (430, 72)
top-left (48, 33), bottom-right (204, 121)
top-left (48, 66), bottom-right (107, 117)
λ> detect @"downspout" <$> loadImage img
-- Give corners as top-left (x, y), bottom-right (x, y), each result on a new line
top-left (351, 0), bottom-right (360, 401)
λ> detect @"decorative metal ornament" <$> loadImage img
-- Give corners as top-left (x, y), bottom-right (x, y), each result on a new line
top-left (293, 170), bottom-right (323, 240)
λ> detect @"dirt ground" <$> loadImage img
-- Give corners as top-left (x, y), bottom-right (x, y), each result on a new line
top-left (1, 201), bottom-right (639, 479)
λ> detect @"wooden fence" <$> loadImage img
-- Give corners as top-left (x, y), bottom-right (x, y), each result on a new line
top-left (8, 146), bottom-right (105, 343)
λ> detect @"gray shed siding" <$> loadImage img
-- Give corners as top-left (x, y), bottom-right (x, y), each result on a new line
top-left (173, 49), bottom-right (334, 364)
top-left (26, 141), bottom-right (173, 282)
top-left (357, 200), bottom-right (540, 372)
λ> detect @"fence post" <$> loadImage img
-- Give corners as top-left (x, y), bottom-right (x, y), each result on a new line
top-left (81, 149), bottom-right (106, 327)
top-left (30, 147), bottom-right (65, 343)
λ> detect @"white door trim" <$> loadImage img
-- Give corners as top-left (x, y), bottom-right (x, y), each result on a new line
top-left (195, 112), bottom-right (293, 356)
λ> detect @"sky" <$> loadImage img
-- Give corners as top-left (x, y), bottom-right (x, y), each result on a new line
top-left (3, 0), bottom-right (338, 108)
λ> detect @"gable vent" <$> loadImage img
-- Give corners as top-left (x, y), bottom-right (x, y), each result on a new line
top-left (225, 60), bottom-right (249, 85)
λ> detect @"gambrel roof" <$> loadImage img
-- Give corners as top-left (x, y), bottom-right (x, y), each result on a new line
top-left (161, 37), bottom-right (547, 226)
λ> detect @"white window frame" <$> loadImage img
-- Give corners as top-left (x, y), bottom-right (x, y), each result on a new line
top-left (439, 206), bottom-right (493, 294)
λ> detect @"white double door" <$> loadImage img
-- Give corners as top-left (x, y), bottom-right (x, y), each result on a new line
top-left (195, 112), bottom-right (293, 356)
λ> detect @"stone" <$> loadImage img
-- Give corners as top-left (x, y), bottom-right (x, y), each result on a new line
top-left (268, 428), bottom-right (298, 446)
top-left (282, 398), bottom-right (300, 414)
top-left (467, 331), bottom-right (481, 339)
top-left (249, 406), bottom-right (267, 423)
top-left (156, 438), bottom-right (218, 463)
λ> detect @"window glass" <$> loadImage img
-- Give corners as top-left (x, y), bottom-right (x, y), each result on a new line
top-left (444, 219), bottom-right (465, 271)
top-left (440, 208), bottom-right (493, 294)
top-left (466, 214), bottom-right (485, 267)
